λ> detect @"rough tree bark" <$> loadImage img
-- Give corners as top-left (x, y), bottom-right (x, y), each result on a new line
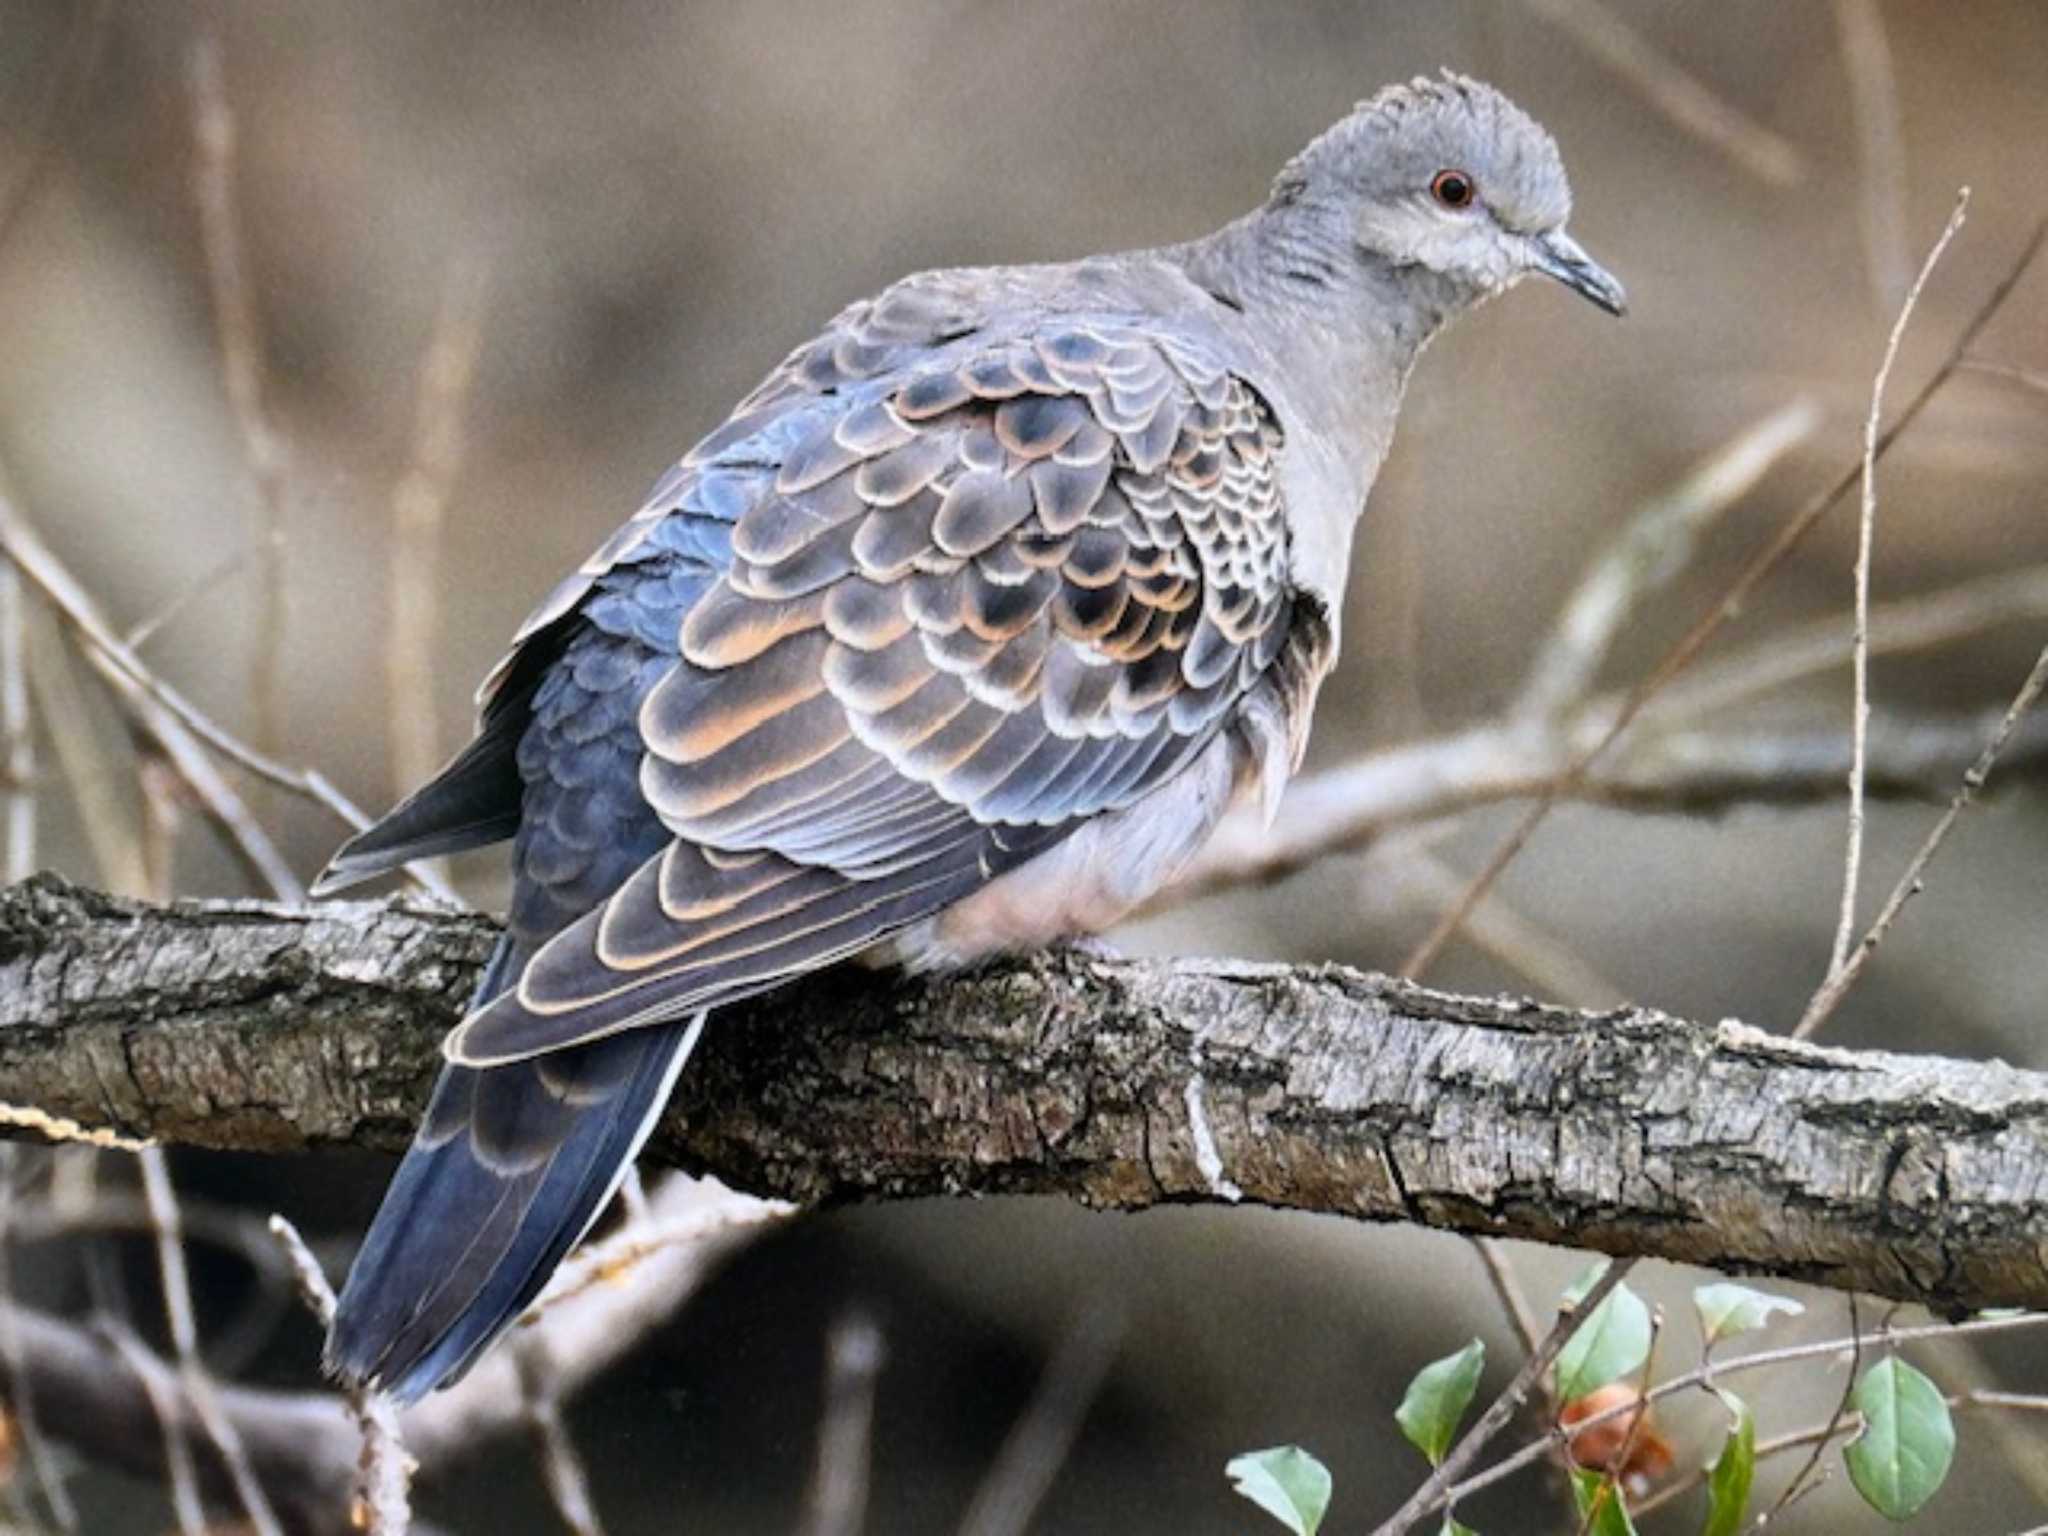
top-left (1, 873), bottom-right (2044, 1315)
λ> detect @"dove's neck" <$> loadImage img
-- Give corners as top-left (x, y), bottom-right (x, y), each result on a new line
top-left (1171, 201), bottom-right (1456, 624)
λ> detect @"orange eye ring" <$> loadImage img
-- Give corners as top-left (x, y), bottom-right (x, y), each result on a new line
top-left (1430, 170), bottom-right (1477, 210)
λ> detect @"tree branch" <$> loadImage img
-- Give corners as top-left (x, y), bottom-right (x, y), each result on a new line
top-left (1, 874), bottom-right (2045, 1314)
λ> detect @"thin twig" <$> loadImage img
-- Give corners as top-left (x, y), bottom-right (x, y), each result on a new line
top-left (269, 1215), bottom-right (413, 1536)
top-left (389, 257), bottom-right (488, 802)
top-left (1827, 191), bottom-right (1971, 981)
top-left (800, 1314), bottom-right (885, 1536)
top-left (1959, 355), bottom-right (2048, 397)
top-left (1796, 638), bottom-right (2048, 1037)
top-left (103, 1320), bottom-right (206, 1536)
top-left (1520, 0), bottom-right (1805, 185)
top-left (1832, 0), bottom-right (1910, 313)
top-left (1398, 214), bottom-right (2048, 981)
top-left (956, 1307), bottom-right (1122, 1536)
top-left (139, 1148), bottom-right (283, 1536)
top-left (1639, 1386), bottom-right (2048, 1522)
top-left (124, 545), bottom-right (256, 653)
top-left (0, 562), bottom-right (33, 884)
top-left (0, 487), bottom-right (301, 900)
top-left (0, 1148), bottom-right (78, 1532)
top-left (1572, 1308), bottom-right (1663, 1536)
top-left (1651, 561), bottom-right (2048, 723)
top-left (1761, 1294), bottom-right (1861, 1523)
top-left (0, 492), bottom-right (460, 903)
top-left (189, 30), bottom-right (290, 760)
top-left (1370, 1258), bottom-right (1639, 1536)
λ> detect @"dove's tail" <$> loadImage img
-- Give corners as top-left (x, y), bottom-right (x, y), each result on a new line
top-left (326, 935), bottom-right (703, 1402)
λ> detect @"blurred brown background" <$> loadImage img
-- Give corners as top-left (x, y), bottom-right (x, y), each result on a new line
top-left (1, 1), bottom-right (2045, 1531)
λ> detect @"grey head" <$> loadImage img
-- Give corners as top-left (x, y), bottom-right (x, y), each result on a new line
top-left (1268, 72), bottom-right (1625, 321)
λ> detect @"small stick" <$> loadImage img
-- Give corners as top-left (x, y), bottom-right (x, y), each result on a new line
top-left (268, 1214), bottom-right (414, 1536)
top-left (0, 561), bottom-right (34, 884)
top-left (1827, 191), bottom-right (1971, 982)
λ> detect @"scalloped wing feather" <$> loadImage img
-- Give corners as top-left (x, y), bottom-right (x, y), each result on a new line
top-left (448, 300), bottom-right (1298, 1067)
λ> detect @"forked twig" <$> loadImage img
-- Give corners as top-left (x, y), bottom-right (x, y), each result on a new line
top-left (1370, 1259), bottom-right (1639, 1535)
top-left (1796, 638), bottom-right (2048, 1037)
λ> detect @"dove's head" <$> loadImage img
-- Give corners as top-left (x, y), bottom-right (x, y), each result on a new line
top-left (1275, 73), bottom-right (1625, 318)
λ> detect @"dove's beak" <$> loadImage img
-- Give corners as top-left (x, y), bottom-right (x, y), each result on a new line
top-left (1532, 229), bottom-right (1627, 317)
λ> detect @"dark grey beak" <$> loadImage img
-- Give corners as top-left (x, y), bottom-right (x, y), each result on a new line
top-left (1533, 229), bottom-right (1627, 317)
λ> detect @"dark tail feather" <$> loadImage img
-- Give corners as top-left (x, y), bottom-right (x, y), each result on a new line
top-left (311, 718), bottom-right (526, 897)
top-left (326, 935), bottom-right (702, 1401)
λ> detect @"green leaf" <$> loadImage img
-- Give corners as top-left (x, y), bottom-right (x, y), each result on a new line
top-left (1555, 1268), bottom-right (1652, 1403)
top-left (1699, 1390), bottom-right (1755, 1536)
top-left (1569, 1468), bottom-right (1639, 1535)
top-left (1692, 1282), bottom-right (1804, 1349)
top-left (1226, 1446), bottom-right (1332, 1535)
top-left (1395, 1339), bottom-right (1486, 1466)
top-left (1844, 1357), bottom-right (1955, 1520)
top-left (1441, 1519), bottom-right (1477, 1536)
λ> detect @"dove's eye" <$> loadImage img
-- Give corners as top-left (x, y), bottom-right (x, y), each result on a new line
top-left (1430, 170), bottom-right (1477, 210)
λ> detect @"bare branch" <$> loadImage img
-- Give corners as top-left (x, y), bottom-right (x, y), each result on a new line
top-left (0, 483), bottom-right (302, 901)
top-left (3, 878), bottom-right (2047, 1319)
top-left (1168, 702), bottom-right (2048, 910)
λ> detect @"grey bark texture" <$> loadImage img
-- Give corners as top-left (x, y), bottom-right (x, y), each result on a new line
top-left (1, 873), bottom-right (2044, 1314)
